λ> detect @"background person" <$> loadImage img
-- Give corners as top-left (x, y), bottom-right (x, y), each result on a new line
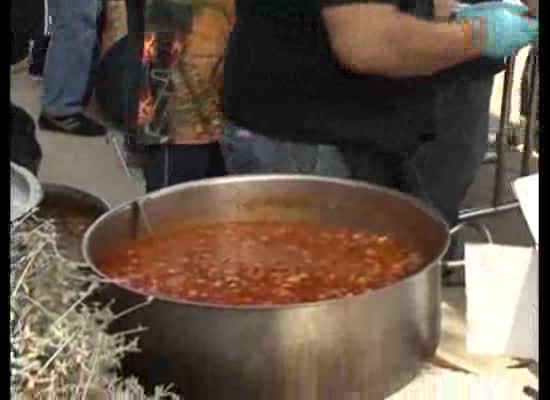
top-left (134, 0), bottom-right (235, 192)
top-left (38, 0), bottom-right (107, 137)
top-left (27, 0), bottom-right (51, 80)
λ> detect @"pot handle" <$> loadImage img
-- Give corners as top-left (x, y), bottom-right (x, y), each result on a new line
top-left (443, 221), bottom-right (493, 269)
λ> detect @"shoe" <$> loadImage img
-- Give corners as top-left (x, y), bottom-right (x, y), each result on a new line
top-left (38, 113), bottom-right (107, 137)
top-left (28, 36), bottom-right (50, 80)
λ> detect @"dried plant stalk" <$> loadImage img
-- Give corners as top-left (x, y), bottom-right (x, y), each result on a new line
top-left (10, 214), bottom-right (178, 399)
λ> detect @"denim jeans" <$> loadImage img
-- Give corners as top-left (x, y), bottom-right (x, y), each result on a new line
top-left (42, 0), bottom-right (102, 116)
top-left (220, 128), bottom-right (432, 208)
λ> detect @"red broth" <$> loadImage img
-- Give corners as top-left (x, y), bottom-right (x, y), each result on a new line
top-left (99, 222), bottom-right (424, 306)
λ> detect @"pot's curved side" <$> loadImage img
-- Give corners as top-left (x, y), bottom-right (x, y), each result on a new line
top-left (40, 182), bottom-right (111, 212)
top-left (99, 261), bottom-right (440, 399)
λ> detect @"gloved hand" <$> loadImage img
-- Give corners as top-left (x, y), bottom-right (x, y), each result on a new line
top-left (453, 2), bottom-right (538, 58)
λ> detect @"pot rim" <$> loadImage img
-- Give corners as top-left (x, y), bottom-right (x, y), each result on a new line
top-left (40, 181), bottom-right (112, 211)
top-left (82, 174), bottom-right (450, 311)
top-left (11, 162), bottom-right (44, 222)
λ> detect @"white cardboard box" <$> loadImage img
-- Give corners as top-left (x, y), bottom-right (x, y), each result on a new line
top-left (513, 173), bottom-right (539, 247)
top-left (464, 174), bottom-right (539, 361)
top-left (465, 244), bottom-right (538, 361)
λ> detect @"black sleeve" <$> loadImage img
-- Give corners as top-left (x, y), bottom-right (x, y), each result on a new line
top-left (319, 0), bottom-right (417, 14)
top-left (320, 0), bottom-right (397, 6)
top-left (242, 0), bottom-right (413, 18)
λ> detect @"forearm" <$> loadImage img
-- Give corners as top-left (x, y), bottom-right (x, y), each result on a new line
top-left (324, 4), bottom-right (481, 78)
top-left (383, 13), bottom-right (482, 77)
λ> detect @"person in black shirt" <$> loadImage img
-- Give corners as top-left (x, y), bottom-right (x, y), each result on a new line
top-left (221, 0), bottom-right (537, 256)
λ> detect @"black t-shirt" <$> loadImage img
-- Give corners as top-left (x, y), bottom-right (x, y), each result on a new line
top-left (223, 0), bottom-right (503, 156)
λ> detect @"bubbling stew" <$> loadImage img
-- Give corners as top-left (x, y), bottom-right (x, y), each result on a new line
top-left (99, 222), bottom-right (425, 306)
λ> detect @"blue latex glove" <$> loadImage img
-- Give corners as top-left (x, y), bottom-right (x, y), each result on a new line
top-left (453, 2), bottom-right (538, 58)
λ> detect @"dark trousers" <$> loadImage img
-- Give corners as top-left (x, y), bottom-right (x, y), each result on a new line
top-left (142, 143), bottom-right (227, 193)
top-left (11, 0), bottom-right (46, 64)
top-left (412, 76), bottom-right (493, 226)
top-left (412, 77), bottom-right (494, 259)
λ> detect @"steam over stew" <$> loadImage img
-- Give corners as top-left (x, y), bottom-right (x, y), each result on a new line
top-left (100, 222), bottom-right (424, 306)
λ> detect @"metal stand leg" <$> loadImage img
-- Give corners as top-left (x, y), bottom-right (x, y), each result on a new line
top-left (446, 55), bottom-right (531, 285)
top-left (493, 57), bottom-right (516, 207)
top-left (521, 48), bottom-right (539, 176)
top-left (456, 57), bottom-right (520, 224)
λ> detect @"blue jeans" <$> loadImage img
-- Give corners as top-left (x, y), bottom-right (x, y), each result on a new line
top-left (220, 128), bottom-right (431, 207)
top-left (42, 0), bottom-right (102, 116)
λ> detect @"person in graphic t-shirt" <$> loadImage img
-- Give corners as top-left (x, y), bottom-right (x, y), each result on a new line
top-left (135, 0), bottom-right (235, 192)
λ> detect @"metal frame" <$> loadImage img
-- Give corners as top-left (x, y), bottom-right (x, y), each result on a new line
top-left (521, 48), bottom-right (539, 176)
top-left (444, 49), bottom-right (538, 273)
top-left (458, 49), bottom-right (538, 225)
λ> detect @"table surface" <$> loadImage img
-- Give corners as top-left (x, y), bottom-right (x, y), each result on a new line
top-left (391, 286), bottom-right (538, 398)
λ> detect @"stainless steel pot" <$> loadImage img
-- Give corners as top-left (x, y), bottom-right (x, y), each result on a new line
top-left (38, 183), bottom-right (110, 262)
top-left (83, 175), bottom-right (449, 399)
top-left (11, 162), bottom-right (43, 222)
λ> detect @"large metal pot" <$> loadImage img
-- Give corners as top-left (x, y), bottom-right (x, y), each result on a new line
top-left (83, 175), bottom-right (449, 399)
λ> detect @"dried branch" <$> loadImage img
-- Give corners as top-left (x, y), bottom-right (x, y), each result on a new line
top-left (10, 214), bottom-right (178, 398)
